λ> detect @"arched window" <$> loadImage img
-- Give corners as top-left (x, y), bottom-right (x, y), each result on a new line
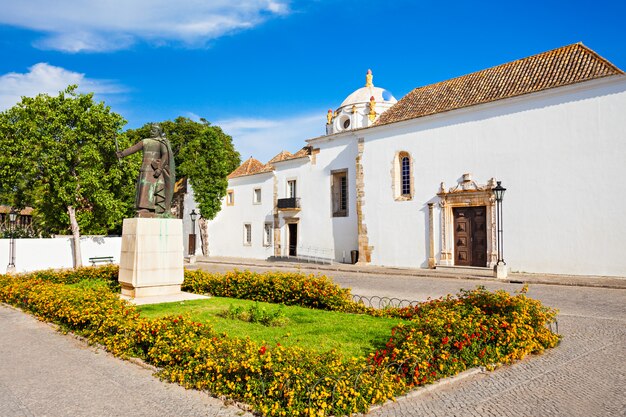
top-left (393, 151), bottom-right (413, 200)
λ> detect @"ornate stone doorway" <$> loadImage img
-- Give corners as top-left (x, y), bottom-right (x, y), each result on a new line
top-left (437, 174), bottom-right (498, 268)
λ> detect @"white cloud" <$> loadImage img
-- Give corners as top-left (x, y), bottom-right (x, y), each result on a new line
top-left (216, 113), bottom-right (326, 163)
top-left (0, 63), bottom-right (124, 110)
top-left (0, 0), bottom-right (291, 52)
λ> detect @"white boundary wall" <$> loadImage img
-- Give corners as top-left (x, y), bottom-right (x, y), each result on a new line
top-left (0, 236), bottom-right (122, 273)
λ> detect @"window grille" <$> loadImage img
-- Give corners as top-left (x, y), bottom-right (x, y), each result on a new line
top-left (264, 223), bottom-right (272, 246)
top-left (401, 156), bottom-right (411, 196)
top-left (244, 224), bottom-right (252, 245)
top-left (331, 170), bottom-right (348, 217)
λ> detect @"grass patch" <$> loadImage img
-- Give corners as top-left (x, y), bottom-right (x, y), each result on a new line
top-left (218, 302), bottom-right (289, 327)
top-left (138, 297), bottom-right (401, 358)
top-left (67, 278), bottom-right (113, 290)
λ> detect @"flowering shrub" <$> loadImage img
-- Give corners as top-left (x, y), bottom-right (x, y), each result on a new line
top-left (0, 268), bottom-right (560, 416)
top-left (10, 264), bottom-right (120, 289)
top-left (182, 269), bottom-right (357, 311)
top-left (369, 287), bottom-right (560, 386)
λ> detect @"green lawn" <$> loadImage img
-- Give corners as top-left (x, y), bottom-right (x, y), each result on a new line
top-left (137, 297), bottom-right (402, 358)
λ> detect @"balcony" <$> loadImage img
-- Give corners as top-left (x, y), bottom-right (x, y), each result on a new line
top-left (277, 197), bottom-right (301, 211)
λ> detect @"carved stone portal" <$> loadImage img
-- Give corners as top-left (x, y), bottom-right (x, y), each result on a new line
top-left (437, 173), bottom-right (498, 268)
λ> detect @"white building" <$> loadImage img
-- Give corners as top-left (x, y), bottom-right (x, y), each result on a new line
top-left (206, 43), bottom-right (626, 277)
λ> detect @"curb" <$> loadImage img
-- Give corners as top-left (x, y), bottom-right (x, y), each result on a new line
top-left (191, 259), bottom-right (626, 290)
top-left (368, 367), bottom-right (485, 412)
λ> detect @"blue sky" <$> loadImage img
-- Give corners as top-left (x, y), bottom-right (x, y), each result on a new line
top-left (1, 0), bottom-right (625, 163)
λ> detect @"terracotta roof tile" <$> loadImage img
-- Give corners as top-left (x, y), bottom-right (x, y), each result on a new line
top-left (227, 157), bottom-right (272, 179)
top-left (268, 151), bottom-right (293, 164)
top-left (290, 146), bottom-right (311, 159)
top-left (228, 147), bottom-right (313, 179)
top-left (0, 206), bottom-right (33, 215)
top-left (268, 147), bottom-right (311, 164)
top-left (376, 43), bottom-right (624, 126)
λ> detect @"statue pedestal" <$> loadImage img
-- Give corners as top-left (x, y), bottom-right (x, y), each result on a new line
top-left (119, 218), bottom-right (184, 298)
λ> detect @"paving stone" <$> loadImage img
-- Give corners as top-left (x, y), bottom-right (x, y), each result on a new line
top-left (0, 305), bottom-right (252, 417)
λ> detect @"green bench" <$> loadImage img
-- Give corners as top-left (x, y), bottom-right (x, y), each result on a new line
top-left (89, 256), bottom-right (114, 266)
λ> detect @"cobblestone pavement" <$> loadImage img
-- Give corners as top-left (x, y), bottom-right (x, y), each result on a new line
top-left (0, 305), bottom-right (252, 417)
top-left (197, 262), bottom-right (626, 417)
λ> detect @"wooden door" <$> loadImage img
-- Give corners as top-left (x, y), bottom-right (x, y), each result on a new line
top-left (453, 206), bottom-right (487, 267)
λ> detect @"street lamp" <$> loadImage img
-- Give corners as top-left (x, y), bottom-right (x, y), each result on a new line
top-left (6, 208), bottom-right (18, 273)
top-left (493, 181), bottom-right (507, 278)
top-left (188, 209), bottom-right (198, 257)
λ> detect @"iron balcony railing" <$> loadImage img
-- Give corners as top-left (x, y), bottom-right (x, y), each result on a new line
top-left (277, 197), bottom-right (301, 210)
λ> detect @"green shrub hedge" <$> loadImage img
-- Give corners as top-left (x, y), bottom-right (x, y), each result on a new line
top-left (0, 266), bottom-right (560, 416)
top-left (182, 269), bottom-right (357, 311)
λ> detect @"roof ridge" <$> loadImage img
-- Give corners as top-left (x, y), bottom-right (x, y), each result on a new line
top-left (573, 42), bottom-right (624, 75)
top-left (228, 157), bottom-right (272, 179)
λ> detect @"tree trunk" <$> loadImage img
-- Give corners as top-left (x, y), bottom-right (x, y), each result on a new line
top-left (67, 205), bottom-right (83, 268)
top-left (199, 217), bottom-right (209, 256)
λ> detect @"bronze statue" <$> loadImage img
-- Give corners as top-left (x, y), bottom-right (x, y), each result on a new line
top-left (117, 124), bottom-right (175, 217)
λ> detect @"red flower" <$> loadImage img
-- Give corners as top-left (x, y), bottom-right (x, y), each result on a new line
top-left (442, 336), bottom-right (449, 345)
top-left (259, 346), bottom-right (267, 355)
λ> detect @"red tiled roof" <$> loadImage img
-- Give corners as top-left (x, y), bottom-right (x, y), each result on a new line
top-left (289, 146), bottom-right (311, 159)
top-left (268, 151), bottom-right (293, 164)
top-left (376, 43), bottom-right (624, 126)
top-left (228, 147), bottom-right (313, 179)
top-left (0, 206), bottom-right (33, 215)
top-left (227, 157), bottom-right (272, 179)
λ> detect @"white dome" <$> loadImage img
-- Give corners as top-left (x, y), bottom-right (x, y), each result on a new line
top-left (325, 70), bottom-right (398, 135)
top-left (340, 85), bottom-right (397, 107)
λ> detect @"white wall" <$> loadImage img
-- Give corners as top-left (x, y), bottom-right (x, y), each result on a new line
top-left (207, 173), bottom-right (275, 259)
top-left (295, 136), bottom-right (358, 262)
top-left (0, 236), bottom-right (122, 273)
top-left (360, 76), bottom-right (626, 276)
top-left (206, 137), bottom-right (360, 263)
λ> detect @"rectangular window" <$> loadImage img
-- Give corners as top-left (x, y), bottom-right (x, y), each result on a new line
top-left (331, 169), bottom-right (348, 217)
top-left (226, 190), bottom-right (234, 206)
top-left (253, 188), bottom-right (261, 204)
top-left (287, 180), bottom-right (297, 198)
top-left (243, 223), bottom-right (252, 245)
top-left (263, 223), bottom-right (272, 246)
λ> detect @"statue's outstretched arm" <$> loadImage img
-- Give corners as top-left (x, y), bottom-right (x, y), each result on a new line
top-left (117, 140), bottom-right (144, 159)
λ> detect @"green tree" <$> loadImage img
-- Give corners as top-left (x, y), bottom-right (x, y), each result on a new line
top-left (125, 117), bottom-right (240, 254)
top-left (0, 85), bottom-right (136, 266)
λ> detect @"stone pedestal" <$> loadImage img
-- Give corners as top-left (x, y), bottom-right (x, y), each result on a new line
top-left (119, 218), bottom-right (184, 298)
top-left (494, 263), bottom-right (508, 279)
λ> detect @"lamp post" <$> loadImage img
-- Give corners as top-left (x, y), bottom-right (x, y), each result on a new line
top-left (188, 209), bottom-right (197, 257)
top-left (6, 208), bottom-right (18, 274)
top-left (493, 181), bottom-right (507, 278)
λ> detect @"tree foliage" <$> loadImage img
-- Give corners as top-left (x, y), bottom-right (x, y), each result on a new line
top-left (0, 86), bottom-right (136, 237)
top-left (124, 117), bottom-right (240, 220)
